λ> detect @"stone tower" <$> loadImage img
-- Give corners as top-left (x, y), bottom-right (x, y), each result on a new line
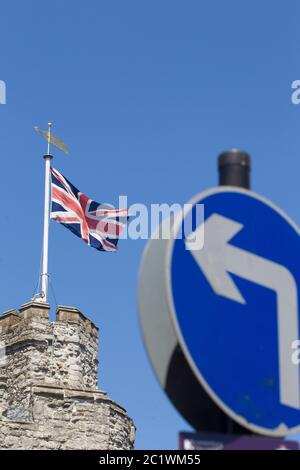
top-left (0, 301), bottom-right (135, 450)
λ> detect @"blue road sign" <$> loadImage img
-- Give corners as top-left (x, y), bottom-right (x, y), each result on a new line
top-left (168, 187), bottom-right (300, 435)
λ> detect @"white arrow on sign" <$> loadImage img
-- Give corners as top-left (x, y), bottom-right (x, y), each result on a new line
top-left (185, 213), bottom-right (300, 410)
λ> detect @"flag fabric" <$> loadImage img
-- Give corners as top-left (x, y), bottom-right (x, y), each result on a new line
top-left (50, 167), bottom-right (128, 252)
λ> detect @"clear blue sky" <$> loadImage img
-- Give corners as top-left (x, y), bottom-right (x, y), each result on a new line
top-left (1, 0), bottom-right (300, 449)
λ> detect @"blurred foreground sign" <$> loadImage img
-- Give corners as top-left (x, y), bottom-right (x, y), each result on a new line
top-left (139, 187), bottom-right (300, 435)
top-left (179, 432), bottom-right (299, 450)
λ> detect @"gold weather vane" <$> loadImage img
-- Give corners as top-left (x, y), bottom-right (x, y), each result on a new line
top-left (34, 123), bottom-right (69, 155)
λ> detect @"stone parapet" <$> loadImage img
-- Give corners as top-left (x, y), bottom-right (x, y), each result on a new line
top-left (0, 301), bottom-right (135, 450)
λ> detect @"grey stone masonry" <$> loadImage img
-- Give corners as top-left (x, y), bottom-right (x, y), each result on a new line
top-left (0, 302), bottom-right (135, 449)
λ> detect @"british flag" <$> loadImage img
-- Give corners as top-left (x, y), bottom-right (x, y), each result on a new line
top-left (50, 166), bottom-right (128, 252)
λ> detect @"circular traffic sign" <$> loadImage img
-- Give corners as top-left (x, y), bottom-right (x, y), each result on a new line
top-left (139, 186), bottom-right (300, 435)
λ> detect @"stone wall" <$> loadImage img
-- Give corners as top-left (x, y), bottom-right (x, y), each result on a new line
top-left (0, 302), bottom-right (135, 450)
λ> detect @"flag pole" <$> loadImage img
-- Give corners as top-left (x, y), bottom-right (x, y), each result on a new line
top-left (41, 122), bottom-right (53, 303)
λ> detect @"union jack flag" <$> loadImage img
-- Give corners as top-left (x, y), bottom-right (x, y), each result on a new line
top-left (50, 167), bottom-right (128, 252)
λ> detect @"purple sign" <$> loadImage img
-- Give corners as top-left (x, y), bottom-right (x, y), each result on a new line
top-left (179, 432), bottom-right (299, 451)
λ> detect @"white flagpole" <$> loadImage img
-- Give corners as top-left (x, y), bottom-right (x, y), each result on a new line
top-left (41, 122), bottom-right (53, 303)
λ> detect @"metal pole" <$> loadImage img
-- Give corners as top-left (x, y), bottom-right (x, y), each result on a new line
top-left (41, 123), bottom-right (53, 302)
top-left (218, 149), bottom-right (251, 189)
top-left (218, 149), bottom-right (252, 435)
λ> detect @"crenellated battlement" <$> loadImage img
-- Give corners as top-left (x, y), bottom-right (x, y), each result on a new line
top-left (0, 302), bottom-right (99, 390)
top-left (0, 301), bottom-right (135, 450)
